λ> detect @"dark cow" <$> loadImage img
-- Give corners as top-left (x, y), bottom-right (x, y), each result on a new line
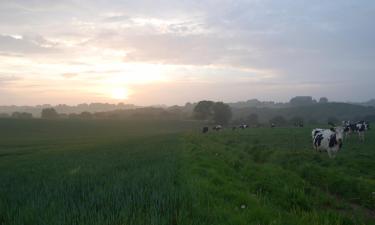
top-left (202, 127), bottom-right (209, 133)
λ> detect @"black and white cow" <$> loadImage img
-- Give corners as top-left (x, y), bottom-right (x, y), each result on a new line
top-left (212, 125), bottom-right (222, 131)
top-left (356, 121), bottom-right (370, 142)
top-left (342, 120), bottom-right (370, 141)
top-left (312, 127), bottom-right (344, 158)
top-left (239, 124), bottom-right (249, 129)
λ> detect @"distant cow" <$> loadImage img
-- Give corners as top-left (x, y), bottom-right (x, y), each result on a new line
top-left (295, 123), bottom-right (304, 128)
top-left (202, 127), bottom-right (209, 134)
top-left (312, 127), bottom-right (344, 158)
top-left (356, 121), bottom-right (370, 142)
top-left (343, 120), bottom-right (370, 141)
top-left (212, 125), bottom-right (222, 131)
top-left (239, 124), bottom-right (249, 129)
top-left (271, 123), bottom-right (275, 128)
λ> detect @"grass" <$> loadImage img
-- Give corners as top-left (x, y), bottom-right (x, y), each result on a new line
top-left (0, 119), bottom-right (374, 225)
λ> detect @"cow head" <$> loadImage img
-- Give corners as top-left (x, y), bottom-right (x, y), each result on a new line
top-left (335, 127), bottom-right (344, 148)
top-left (330, 127), bottom-right (344, 149)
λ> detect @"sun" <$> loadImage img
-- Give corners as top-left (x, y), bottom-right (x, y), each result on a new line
top-left (111, 87), bottom-right (130, 100)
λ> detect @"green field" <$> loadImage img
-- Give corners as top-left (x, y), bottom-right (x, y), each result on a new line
top-left (0, 119), bottom-right (374, 225)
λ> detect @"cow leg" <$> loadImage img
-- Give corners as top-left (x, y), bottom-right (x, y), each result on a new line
top-left (327, 150), bottom-right (333, 158)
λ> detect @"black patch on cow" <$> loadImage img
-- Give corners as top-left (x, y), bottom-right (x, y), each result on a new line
top-left (314, 134), bottom-right (323, 147)
top-left (313, 130), bottom-right (321, 137)
top-left (329, 134), bottom-right (338, 148)
top-left (330, 127), bottom-right (335, 132)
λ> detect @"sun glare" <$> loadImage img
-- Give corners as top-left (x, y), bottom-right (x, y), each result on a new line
top-left (111, 87), bottom-right (130, 100)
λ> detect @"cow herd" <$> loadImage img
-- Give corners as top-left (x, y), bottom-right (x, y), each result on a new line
top-left (311, 121), bottom-right (370, 158)
top-left (202, 124), bottom-right (249, 133)
top-left (202, 120), bottom-right (371, 158)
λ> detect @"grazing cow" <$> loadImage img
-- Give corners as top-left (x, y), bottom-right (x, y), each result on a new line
top-left (271, 123), bottom-right (275, 128)
top-left (312, 127), bottom-right (344, 158)
top-left (212, 125), bottom-right (222, 131)
top-left (202, 127), bottom-right (209, 134)
top-left (239, 124), bottom-right (249, 129)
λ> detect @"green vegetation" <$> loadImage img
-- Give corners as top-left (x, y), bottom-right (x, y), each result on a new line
top-left (0, 119), bottom-right (374, 225)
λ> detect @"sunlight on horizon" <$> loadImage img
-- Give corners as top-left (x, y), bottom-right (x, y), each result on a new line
top-left (110, 87), bottom-right (130, 100)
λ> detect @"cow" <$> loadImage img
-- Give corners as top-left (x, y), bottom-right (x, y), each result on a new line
top-left (356, 121), bottom-right (370, 142)
top-left (212, 125), bottom-right (222, 131)
top-left (271, 123), bottom-right (275, 128)
top-left (342, 120), bottom-right (370, 141)
top-left (202, 127), bottom-right (209, 134)
top-left (312, 127), bottom-right (344, 158)
top-left (239, 124), bottom-right (249, 129)
top-left (342, 120), bottom-right (356, 139)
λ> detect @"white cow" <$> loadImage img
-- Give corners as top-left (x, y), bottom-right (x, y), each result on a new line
top-left (312, 127), bottom-right (344, 158)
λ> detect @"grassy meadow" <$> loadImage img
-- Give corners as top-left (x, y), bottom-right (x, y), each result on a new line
top-left (0, 119), bottom-right (374, 225)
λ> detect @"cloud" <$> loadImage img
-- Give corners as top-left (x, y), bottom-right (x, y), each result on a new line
top-left (61, 73), bottom-right (79, 79)
top-left (0, 34), bottom-right (59, 54)
top-left (0, 0), bottom-right (375, 104)
top-left (0, 75), bottom-right (20, 83)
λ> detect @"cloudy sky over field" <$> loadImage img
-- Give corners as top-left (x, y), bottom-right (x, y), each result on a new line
top-left (0, 0), bottom-right (374, 105)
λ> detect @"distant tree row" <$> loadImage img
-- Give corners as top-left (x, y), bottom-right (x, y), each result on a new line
top-left (193, 101), bottom-right (232, 125)
top-left (289, 96), bottom-right (329, 106)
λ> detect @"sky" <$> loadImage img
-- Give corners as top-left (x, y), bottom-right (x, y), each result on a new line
top-left (0, 0), bottom-right (374, 106)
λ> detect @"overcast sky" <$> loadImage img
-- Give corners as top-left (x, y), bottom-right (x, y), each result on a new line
top-left (0, 0), bottom-right (374, 105)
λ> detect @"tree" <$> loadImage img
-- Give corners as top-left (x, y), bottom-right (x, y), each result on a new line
top-left (41, 108), bottom-right (59, 119)
top-left (319, 97), bottom-right (329, 104)
top-left (11, 112), bottom-right (33, 119)
top-left (270, 115), bottom-right (287, 126)
top-left (79, 111), bottom-right (93, 119)
top-left (212, 102), bottom-right (232, 125)
top-left (290, 96), bottom-right (315, 106)
top-left (246, 113), bottom-right (259, 126)
top-left (290, 116), bottom-right (304, 126)
top-left (193, 100), bottom-right (215, 120)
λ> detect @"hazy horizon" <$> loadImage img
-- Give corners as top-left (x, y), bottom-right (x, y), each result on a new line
top-left (1, 1), bottom-right (374, 106)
